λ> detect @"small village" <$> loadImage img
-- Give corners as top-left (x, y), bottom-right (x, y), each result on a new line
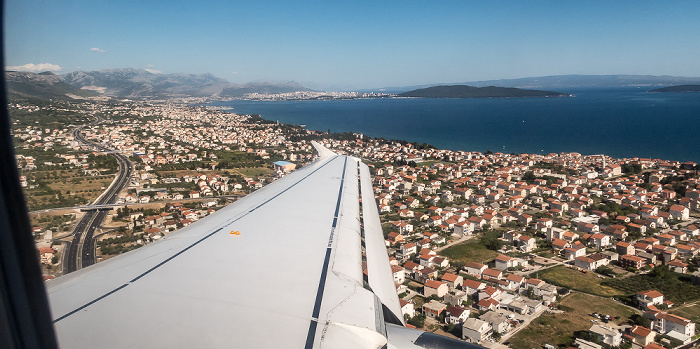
top-left (334, 138), bottom-right (700, 349)
top-left (11, 98), bottom-right (700, 349)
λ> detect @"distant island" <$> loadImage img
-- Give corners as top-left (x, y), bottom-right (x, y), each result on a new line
top-left (649, 85), bottom-right (700, 93)
top-left (398, 85), bottom-right (568, 98)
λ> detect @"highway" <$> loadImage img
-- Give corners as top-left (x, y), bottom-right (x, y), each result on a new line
top-left (62, 128), bottom-right (133, 274)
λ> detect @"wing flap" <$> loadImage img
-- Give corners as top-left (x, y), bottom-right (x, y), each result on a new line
top-left (360, 163), bottom-right (405, 324)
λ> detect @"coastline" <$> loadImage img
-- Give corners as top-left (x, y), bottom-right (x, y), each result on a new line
top-left (209, 89), bottom-right (700, 163)
top-left (238, 110), bottom-right (699, 169)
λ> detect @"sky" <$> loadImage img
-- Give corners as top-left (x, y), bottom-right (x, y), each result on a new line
top-left (5, 1), bottom-right (700, 90)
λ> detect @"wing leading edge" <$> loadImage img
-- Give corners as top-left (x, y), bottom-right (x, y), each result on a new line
top-left (47, 142), bottom-right (476, 348)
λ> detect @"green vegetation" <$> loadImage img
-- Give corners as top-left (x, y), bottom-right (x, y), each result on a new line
top-left (87, 153), bottom-right (119, 171)
top-left (522, 171), bottom-right (537, 184)
top-left (669, 303), bottom-right (700, 324)
top-left (595, 266), bottom-right (616, 278)
top-left (510, 292), bottom-right (636, 349)
top-left (9, 100), bottom-right (88, 129)
top-left (537, 265), bottom-right (623, 297)
top-left (650, 85), bottom-right (700, 93)
top-left (22, 169), bottom-right (115, 210)
top-left (234, 167), bottom-right (273, 178)
top-left (407, 314), bottom-right (426, 328)
top-left (621, 163), bottom-right (643, 174)
top-left (212, 150), bottom-right (266, 169)
top-left (480, 229), bottom-right (504, 251)
top-left (441, 236), bottom-right (499, 264)
top-left (586, 200), bottom-right (639, 217)
top-left (602, 266), bottom-right (700, 304)
top-left (97, 235), bottom-right (143, 255)
top-left (631, 313), bottom-right (652, 327)
top-left (530, 162), bottom-right (579, 177)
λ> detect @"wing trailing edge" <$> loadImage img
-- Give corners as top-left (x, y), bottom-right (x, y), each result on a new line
top-left (46, 142), bottom-right (480, 348)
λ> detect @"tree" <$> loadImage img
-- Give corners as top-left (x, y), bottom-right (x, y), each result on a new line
top-left (596, 266), bottom-right (615, 277)
top-left (526, 287), bottom-right (536, 300)
top-left (522, 171), bottom-right (536, 183)
top-left (631, 314), bottom-right (651, 328)
top-left (407, 314), bottom-right (426, 328)
top-left (480, 229), bottom-right (503, 251)
top-left (649, 265), bottom-right (671, 279)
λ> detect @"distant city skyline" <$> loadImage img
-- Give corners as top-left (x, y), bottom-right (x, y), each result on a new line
top-left (6, 1), bottom-right (700, 90)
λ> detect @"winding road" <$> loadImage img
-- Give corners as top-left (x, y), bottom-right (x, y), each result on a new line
top-left (62, 128), bottom-right (133, 274)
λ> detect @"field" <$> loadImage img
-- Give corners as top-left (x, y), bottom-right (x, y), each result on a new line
top-left (47, 174), bottom-right (115, 195)
top-left (669, 302), bottom-right (700, 324)
top-left (231, 167), bottom-right (273, 178)
top-left (23, 169), bottom-right (117, 210)
top-left (441, 238), bottom-right (499, 264)
top-left (29, 210), bottom-right (79, 237)
top-left (510, 292), bottom-right (638, 349)
top-left (601, 268), bottom-right (700, 304)
top-left (537, 265), bottom-right (624, 297)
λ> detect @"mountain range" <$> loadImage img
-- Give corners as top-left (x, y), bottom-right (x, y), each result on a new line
top-left (398, 85), bottom-right (568, 98)
top-left (373, 74), bottom-right (700, 94)
top-left (6, 69), bottom-right (700, 100)
top-left (5, 71), bottom-right (98, 99)
top-left (6, 68), bottom-right (311, 99)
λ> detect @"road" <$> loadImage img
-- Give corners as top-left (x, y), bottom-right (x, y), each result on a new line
top-left (494, 306), bottom-right (547, 345)
top-left (518, 256), bottom-right (571, 276)
top-left (62, 128), bottom-right (133, 274)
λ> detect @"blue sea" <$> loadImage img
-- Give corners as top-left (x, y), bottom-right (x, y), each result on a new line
top-left (210, 88), bottom-right (700, 162)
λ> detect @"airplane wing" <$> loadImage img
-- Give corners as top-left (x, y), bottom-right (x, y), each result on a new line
top-left (47, 141), bottom-right (476, 348)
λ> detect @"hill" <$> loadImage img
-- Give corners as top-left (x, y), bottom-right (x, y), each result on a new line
top-left (649, 85), bottom-right (700, 93)
top-left (398, 85), bottom-right (568, 98)
top-left (370, 74), bottom-right (700, 93)
top-left (60, 68), bottom-right (312, 98)
top-left (6, 71), bottom-right (98, 100)
top-left (62, 68), bottom-right (231, 98)
top-left (465, 75), bottom-right (700, 89)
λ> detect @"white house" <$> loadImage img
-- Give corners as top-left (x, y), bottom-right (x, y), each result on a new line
top-left (464, 262), bottom-right (487, 278)
top-left (391, 265), bottom-right (406, 284)
top-left (651, 312), bottom-right (695, 341)
top-left (399, 299), bottom-right (415, 318)
top-left (462, 318), bottom-right (492, 343)
top-left (589, 324), bottom-right (622, 347)
top-left (494, 254), bottom-right (518, 270)
top-left (445, 306), bottom-right (470, 324)
top-left (636, 290), bottom-right (664, 310)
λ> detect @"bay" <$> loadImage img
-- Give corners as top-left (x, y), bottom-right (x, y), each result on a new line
top-left (211, 88), bottom-right (700, 162)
